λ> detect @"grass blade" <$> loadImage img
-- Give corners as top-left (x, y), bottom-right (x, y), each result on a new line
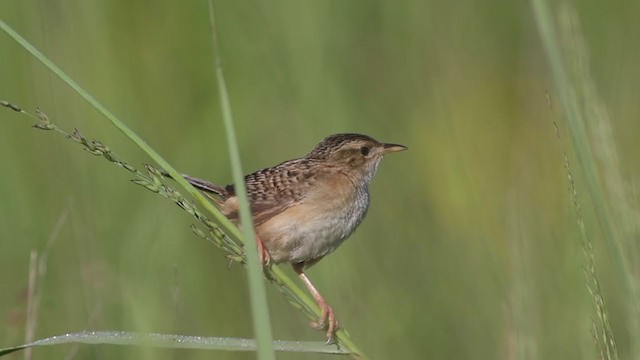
top-left (0, 331), bottom-right (350, 356)
top-left (207, 2), bottom-right (275, 359)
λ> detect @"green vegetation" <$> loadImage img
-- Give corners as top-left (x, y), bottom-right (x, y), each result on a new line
top-left (1, 1), bottom-right (639, 359)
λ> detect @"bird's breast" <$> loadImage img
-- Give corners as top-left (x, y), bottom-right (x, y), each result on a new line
top-left (256, 181), bottom-right (370, 265)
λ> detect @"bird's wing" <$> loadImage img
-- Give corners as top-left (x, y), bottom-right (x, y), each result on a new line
top-left (223, 158), bottom-right (321, 225)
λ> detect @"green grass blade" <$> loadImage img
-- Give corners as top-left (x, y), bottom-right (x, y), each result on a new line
top-left (0, 331), bottom-right (350, 356)
top-left (207, 2), bottom-right (275, 359)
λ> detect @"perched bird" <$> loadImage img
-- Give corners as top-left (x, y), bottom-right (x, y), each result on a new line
top-left (176, 133), bottom-right (406, 341)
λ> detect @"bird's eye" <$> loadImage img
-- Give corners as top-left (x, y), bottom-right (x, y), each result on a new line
top-left (360, 146), bottom-right (370, 156)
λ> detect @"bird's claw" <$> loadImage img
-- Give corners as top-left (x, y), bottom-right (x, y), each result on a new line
top-left (310, 302), bottom-right (338, 344)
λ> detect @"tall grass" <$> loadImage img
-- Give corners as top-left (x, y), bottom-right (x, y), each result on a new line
top-left (532, 0), bottom-right (639, 358)
top-left (1, 1), bottom-right (638, 359)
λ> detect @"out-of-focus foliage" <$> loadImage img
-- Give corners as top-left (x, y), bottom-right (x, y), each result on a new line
top-left (1, 1), bottom-right (639, 359)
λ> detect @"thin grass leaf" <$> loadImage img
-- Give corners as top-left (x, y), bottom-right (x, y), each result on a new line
top-left (0, 331), bottom-right (350, 357)
top-left (207, 2), bottom-right (275, 359)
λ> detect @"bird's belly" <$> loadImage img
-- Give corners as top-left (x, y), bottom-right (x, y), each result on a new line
top-left (257, 189), bottom-right (369, 265)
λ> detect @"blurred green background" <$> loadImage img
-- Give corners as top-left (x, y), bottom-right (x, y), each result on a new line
top-left (1, 1), bottom-right (639, 359)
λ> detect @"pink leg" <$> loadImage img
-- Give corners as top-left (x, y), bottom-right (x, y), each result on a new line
top-left (256, 235), bottom-right (271, 267)
top-left (293, 263), bottom-right (338, 343)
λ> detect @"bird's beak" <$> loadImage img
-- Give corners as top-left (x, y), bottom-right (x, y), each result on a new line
top-left (381, 143), bottom-right (408, 154)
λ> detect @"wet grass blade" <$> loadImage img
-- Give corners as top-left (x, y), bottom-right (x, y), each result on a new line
top-left (0, 331), bottom-right (349, 357)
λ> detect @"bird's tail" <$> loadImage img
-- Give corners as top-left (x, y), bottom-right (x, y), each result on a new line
top-left (161, 170), bottom-right (228, 198)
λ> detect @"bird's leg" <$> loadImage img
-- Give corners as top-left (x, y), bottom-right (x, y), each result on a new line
top-left (292, 263), bottom-right (338, 343)
top-left (255, 235), bottom-right (271, 267)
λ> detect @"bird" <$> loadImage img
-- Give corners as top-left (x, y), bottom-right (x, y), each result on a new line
top-left (173, 133), bottom-right (406, 342)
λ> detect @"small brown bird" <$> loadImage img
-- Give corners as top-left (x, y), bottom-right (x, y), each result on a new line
top-left (178, 133), bottom-right (406, 341)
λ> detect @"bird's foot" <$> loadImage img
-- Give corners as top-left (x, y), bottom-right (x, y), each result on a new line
top-left (310, 300), bottom-right (339, 344)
